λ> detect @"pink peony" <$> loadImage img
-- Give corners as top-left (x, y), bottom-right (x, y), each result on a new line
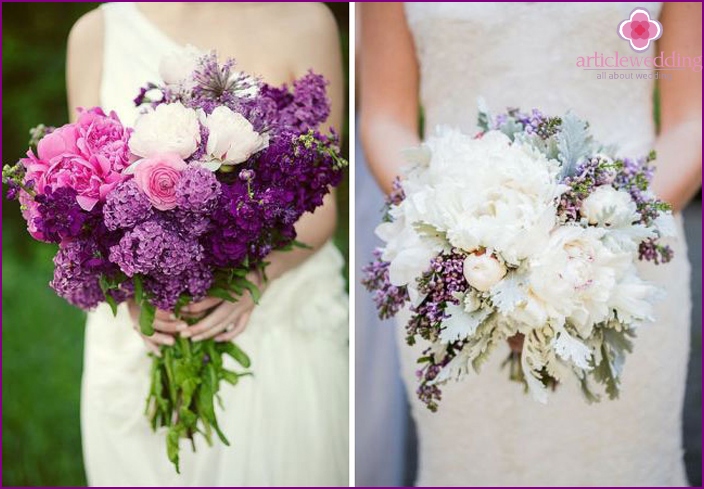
top-left (133, 153), bottom-right (187, 211)
top-left (75, 107), bottom-right (134, 172)
top-left (44, 154), bottom-right (124, 210)
top-left (36, 125), bottom-right (79, 161)
top-left (20, 108), bottom-right (133, 211)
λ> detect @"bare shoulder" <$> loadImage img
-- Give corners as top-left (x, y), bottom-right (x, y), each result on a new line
top-left (274, 2), bottom-right (339, 39)
top-left (67, 7), bottom-right (104, 61)
top-left (66, 7), bottom-right (104, 116)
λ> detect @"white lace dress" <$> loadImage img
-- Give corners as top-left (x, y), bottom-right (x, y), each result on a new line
top-left (400, 2), bottom-right (691, 486)
top-left (80, 3), bottom-right (348, 486)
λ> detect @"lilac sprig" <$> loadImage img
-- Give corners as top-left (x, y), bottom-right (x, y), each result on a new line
top-left (361, 249), bottom-right (409, 319)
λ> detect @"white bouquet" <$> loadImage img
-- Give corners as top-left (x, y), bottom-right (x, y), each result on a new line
top-left (363, 105), bottom-right (675, 410)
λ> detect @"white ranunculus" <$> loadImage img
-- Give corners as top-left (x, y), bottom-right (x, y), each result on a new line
top-left (129, 102), bottom-right (201, 159)
top-left (463, 253), bottom-right (507, 292)
top-left (204, 106), bottom-right (268, 166)
top-left (580, 185), bottom-right (638, 227)
top-left (159, 44), bottom-right (202, 87)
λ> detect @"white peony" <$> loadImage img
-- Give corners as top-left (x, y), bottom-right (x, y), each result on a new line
top-left (159, 44), bottom-right (202, 87)
top-left (463, 253), bottom-right (507, 292)
top-left (129, 102), bottom-right (201, 159)
top-left (375, 215), bottom-right (439, 288)
top-left (203, 106), bottom-right (268, 167)
top-left (580, 185), bottom-right (638, 227)
top-left (526, 226), bottom-right (625, 335)
top-left (398, 129), bottom-right (565, 265)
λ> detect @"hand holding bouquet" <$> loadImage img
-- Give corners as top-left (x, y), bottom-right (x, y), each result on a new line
top-left (363, 103), bottom-right (673, 411)
top-left (4, 48), bottom-right (347, 471)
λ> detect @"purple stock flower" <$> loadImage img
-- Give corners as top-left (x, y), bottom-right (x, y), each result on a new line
top-left (33, 186), bottom-right (90, 243)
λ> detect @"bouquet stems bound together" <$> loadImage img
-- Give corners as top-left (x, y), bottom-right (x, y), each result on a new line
top-left (147, 337), bottom-right (250, 472)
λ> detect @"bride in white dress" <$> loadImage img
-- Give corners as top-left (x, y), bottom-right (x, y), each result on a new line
top-left (67, 3), bottom-right (348, 486)
top-left (361, 2), bottom-right (701, 486)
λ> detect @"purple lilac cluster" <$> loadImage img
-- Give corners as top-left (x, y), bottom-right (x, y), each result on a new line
top-left (613, 155), bottom-right (673, 263)
top-left (360, 249), bottom-right (409, 319)
top-left (50, 238), bottom-right (120, 309)
top-left (410, 252), bottom-right (468, 411)
top-left (558, 155), bottom-right (620, 221)
top-left (494, 107), bottom-right (562, 140)
top-left (558, 152), bottom-right (673, 263)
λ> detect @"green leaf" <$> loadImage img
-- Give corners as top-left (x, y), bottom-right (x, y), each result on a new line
top-left (139, 301), bottom-right (156, 336)
top-left (167, 426), bottom-right (181, 474)
top-left (220, 370), bottom-right (239, 386)
top-left (241, 279), bottom-right (261, 304)
top-left (133, 274), bottom-right (144, 304)
top-left (105, 293), bottom-right (118, 316)
top-left (208, 287), bottom-right (237, 303)
top-left (98, 275), bottom-right (109, 294)
top-left (221, 342), bottom-right (251, 368)
top-left (291, 239), bottom-right (313, 250)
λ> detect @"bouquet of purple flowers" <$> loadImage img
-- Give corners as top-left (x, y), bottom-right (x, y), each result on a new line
top-left (3, 49), bottom-right (346, 471)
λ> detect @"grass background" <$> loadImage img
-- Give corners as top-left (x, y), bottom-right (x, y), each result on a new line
top-left (1, 3), bottom-right (349, 486)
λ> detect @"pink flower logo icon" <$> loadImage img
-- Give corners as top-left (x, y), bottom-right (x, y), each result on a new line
top-left (618, 8), bottom-right (662, 52)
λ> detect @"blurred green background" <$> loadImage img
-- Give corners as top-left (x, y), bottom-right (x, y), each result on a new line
top-left (1, 2), bottom-right (349, 486)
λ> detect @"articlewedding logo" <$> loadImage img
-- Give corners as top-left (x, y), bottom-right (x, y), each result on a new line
top-left (618, 7), bottom-right (662, 52)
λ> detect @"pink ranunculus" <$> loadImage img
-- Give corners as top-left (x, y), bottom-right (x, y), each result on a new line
top-left (42, 153), bottom-right (126, 211)
top-left (75, 107), bottom-right (133, 172)
top-left (133, 153), bottom-right (188, 211)
top-left (36, 124), bottom-right (79, 161)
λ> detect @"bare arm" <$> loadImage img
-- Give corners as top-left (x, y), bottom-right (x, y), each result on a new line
top-left (651, 2), bottom-right (702, 211)
top-left (360, 2), bottom-right (420, 195)
top-left (66, 9), bottom-right (103, 121)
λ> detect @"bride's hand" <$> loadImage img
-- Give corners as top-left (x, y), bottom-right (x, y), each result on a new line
top-left (127, 299), bottom-right (187, 356)
top-left (180, 272), bottom-right (264, 343)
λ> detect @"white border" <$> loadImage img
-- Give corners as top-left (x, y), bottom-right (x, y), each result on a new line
top-left (348, 2), bottom-right (357, 487)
